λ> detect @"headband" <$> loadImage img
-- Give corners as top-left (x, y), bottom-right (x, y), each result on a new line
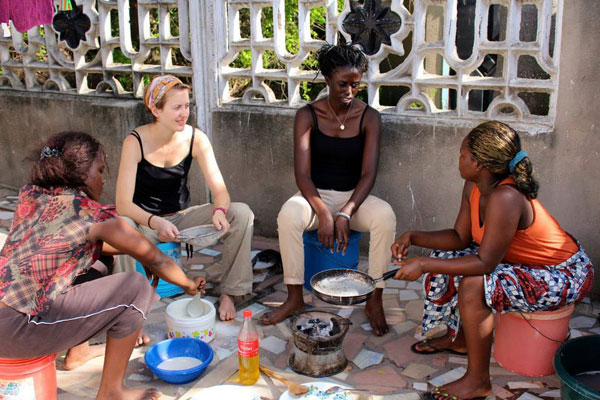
top-left (509, 150), bottom-right (528, 173)
top-left (144, 75), bottom-right (184, 110)
top-left (40, 146), bottom-right (61, 160)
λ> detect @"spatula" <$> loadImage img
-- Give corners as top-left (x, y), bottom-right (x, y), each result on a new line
top-left (259, 364), bottom-right (309, 396)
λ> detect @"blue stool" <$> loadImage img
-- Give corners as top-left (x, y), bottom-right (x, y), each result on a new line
top-left (302, 230), bottom-right (361, 290)
top-left (135, 242), bottom-right (184, 298)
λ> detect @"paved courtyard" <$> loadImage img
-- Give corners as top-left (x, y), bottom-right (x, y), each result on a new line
top-left (0, 185), bottom-right (598, 400)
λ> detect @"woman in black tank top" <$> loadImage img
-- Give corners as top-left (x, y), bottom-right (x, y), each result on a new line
top-left (259, 45), bottom-right (397, 337)
top-left (115, 75), bottom-right (254, 323)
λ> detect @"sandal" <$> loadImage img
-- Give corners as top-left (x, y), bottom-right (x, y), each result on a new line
top-left (423, 387), bottom-right (488, 400)
top-left (410, 339), bottom-right (467, 356)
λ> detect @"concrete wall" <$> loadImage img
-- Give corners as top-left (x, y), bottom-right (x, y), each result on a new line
top-left (0, 1), bottom-right (598, 296)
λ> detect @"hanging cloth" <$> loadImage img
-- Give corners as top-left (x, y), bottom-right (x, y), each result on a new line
top-left (59, 0), bottom-right (73, 11)
top-left (0, 0), bottom-right (54, 33)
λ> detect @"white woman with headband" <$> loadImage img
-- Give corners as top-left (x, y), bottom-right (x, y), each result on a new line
top-left (259, 44), bottom-right (397, 336)
top-left (115, 75), bottom-right (254, 321)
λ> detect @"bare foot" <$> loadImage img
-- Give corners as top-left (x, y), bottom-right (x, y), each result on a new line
top-left (364, 288), bottom-right (388, 336)
top-left (414, 330), bottom-right (467, 355)
top-left (96, 387), bottom-right (161, 400)
top-left (259, 298), bottom-right (305, 325)
top-left (64, 342), bottom-right (106, 371)
top-left (135, 331), bottom-right (150, 347)
top-left (218, 293), bottom-right (236, 321)
top-left (432, 374), bottom-right (491, 400)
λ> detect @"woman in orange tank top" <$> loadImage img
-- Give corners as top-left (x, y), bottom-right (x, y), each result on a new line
top-left (390, 121), bottom-right (593, 400)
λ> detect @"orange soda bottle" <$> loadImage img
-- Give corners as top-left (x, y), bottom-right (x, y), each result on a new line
top-left (238, 309), bottom-right (259, 385)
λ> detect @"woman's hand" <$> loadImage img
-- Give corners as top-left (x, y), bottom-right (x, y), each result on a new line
top-left (184, 276), bottom-right (206, 296)
top-left (317, 212), bottom-right (335, 251)
top-left (391, 232), bottom-right (413, 260)
top-left (334, 215), bottom-right (351, 255)
top-left (151, 216), bottom-right (179, 242)
top-left (393, 257), bottom-right (424, 281)
top-left (212, 209), bottom-right (230, 235)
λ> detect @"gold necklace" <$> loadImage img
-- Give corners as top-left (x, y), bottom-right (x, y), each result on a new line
top-left (327, 97), bottom-right (353, 130)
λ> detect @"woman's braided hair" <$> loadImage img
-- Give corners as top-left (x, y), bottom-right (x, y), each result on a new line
top-left (316, 44), bottom-right (368, 77)
top-left (467, 121), bottom-right (539, 199)
top-left (29, 131), bottom-right (104, 196)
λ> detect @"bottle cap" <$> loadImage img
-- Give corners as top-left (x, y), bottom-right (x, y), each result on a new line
top-left (243, 309), bottom-right (252, 319)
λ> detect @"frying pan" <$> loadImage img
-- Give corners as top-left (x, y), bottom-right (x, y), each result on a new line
top-left (310, 268), bottom-right (400, 305)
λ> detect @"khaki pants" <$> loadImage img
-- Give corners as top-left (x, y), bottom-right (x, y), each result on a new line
top-left (114, 202), bottom-right (254, 296)
top-left (0, 273), bottom-right (158, 359)
top-left (278, 190), bottom-right (396, 288)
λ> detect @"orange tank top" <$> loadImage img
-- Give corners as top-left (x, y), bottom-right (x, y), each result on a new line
top-left (470, 177), bottom-right (577, 265)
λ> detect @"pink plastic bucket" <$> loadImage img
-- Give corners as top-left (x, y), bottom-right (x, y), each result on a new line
top-left (494, 305), bottom-right (573, 377)
top-left (0, 354), bottom-right (57, 399)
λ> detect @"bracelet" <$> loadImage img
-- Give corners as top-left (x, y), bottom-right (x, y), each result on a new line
top-left (335, 211), bottom-right (351, 221)
top-left (213, 207), bottom-right (228, 216)
top-left (147, 214), bottom-right (155, 229)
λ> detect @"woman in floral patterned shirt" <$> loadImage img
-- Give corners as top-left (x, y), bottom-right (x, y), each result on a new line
top-left (0, 132), bottom-right (204, 400)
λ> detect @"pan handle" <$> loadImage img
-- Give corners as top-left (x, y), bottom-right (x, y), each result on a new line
top-left (375, 268), bottom-right (401, 283)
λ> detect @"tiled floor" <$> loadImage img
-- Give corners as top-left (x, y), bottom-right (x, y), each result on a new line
top-left (0, 185), bottom-right (598, 399)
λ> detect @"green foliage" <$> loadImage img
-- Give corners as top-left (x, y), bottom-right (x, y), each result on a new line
top-left (37, 45), bottom-right (47, 62)
top-left (113, 47), bottom-right (131, 64)
top-left (149, 9), bottom-right (159, 38)
top-left (230, 50), bottom-right (252, 69)
top-left (262, 51), bottom-right (285, 70)
top-left (169, 8), bottom-right (179, 37)
top-left (110, 9), bottom-right (119, 38)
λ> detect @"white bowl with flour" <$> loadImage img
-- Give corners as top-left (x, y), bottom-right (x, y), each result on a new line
top-left (166, 298), bottom-right (216, 343)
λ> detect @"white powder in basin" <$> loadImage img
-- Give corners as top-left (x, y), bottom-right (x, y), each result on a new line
top-left (157, 357), bottom-right (203, 371)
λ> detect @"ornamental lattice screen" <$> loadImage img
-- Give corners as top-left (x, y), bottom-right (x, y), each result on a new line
top-left (0, 0), bottom-right (562, 134)
top-left (0, 0), bottom-right (193, 97)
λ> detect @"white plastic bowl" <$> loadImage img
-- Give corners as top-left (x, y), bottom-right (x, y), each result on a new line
top-left (165, 298), bottom-right (216, 343)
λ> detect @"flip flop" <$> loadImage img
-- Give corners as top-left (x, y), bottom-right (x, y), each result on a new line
top-left (410, 339), bottom-right (467, 356)
top-left (422, 387), bottom-right (488, 400)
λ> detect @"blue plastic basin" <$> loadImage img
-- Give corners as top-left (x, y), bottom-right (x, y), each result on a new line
top-left (144, 338), bottom-right (214, 384)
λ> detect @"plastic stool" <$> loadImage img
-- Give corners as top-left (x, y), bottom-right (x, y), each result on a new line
top-left (302, 230), bottom-right (361, 290)
top-left (135, 242), bottom-right (184, 298)
top-left (0, 354), bottom-right (57, 400)
top-left (494, 304), bottom-right (574, 376)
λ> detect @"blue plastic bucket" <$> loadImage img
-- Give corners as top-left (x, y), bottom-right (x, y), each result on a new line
top-left (302, 230), bottom-right (361, 290)
top-left (135, 242), bottom-right (184, 298)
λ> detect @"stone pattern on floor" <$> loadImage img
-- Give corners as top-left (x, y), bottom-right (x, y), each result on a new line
top-left (0, 186), bottom-right (598, 399)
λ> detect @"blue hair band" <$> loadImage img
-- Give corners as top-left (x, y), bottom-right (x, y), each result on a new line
top-left (509, 150), bottom-right (528, 173)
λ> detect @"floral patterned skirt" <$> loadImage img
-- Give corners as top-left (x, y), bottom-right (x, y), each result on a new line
top-left (421, 244), bottom-right (594, 338)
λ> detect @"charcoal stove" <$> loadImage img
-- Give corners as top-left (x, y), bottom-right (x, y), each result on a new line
top-left (288, 309), bottom-right (350, 377)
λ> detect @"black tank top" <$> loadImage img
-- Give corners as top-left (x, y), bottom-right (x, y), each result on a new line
top-left (308, 103), bottom-right (368, 191)
top-left (130, 130), bottom-right (195, 215)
